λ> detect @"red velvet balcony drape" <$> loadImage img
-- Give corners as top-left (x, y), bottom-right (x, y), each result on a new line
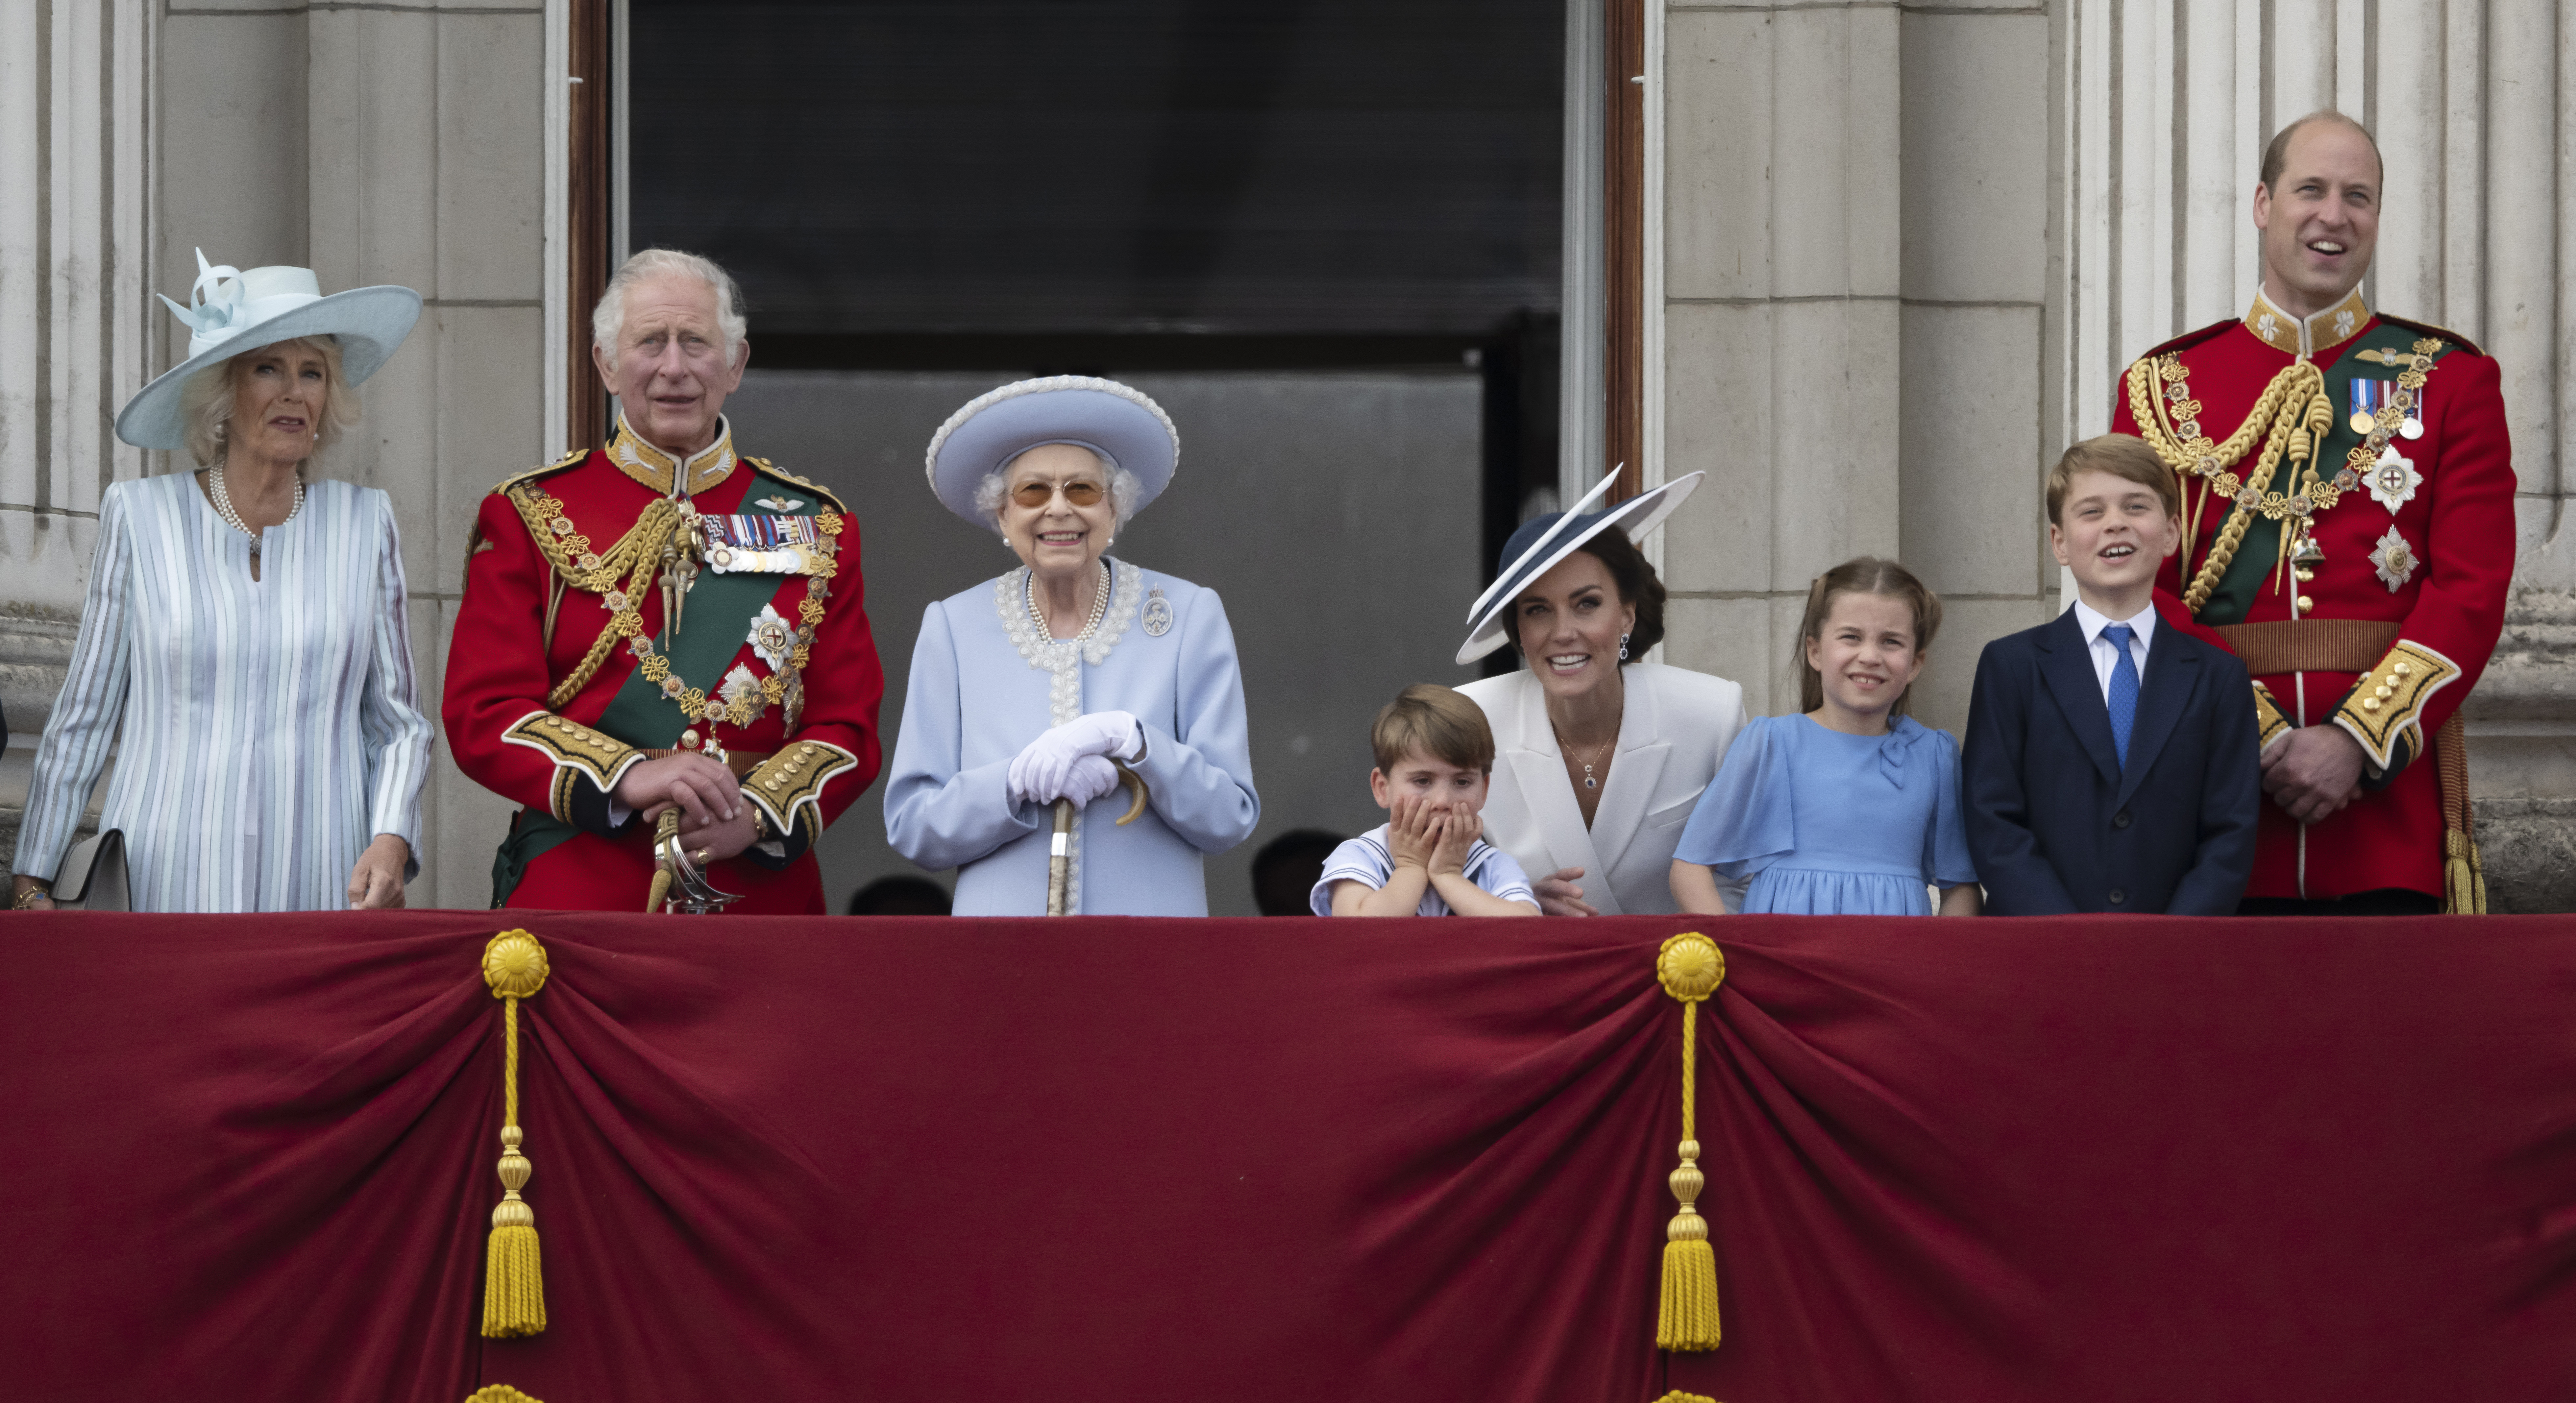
top-left (2, 913), bottom-right (2570, 1401)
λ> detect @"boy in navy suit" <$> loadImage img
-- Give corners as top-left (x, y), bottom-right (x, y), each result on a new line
top-left (1965, 435), bottom-right (2261, 914)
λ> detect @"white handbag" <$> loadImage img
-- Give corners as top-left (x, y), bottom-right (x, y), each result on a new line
top-left (49, 829), bottom-right (129, 911)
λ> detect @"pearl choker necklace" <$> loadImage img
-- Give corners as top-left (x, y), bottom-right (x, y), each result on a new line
top-left (1027, 561), bottom-right (1111, 641)
top-left (209, 465), bottom-right (305, 555)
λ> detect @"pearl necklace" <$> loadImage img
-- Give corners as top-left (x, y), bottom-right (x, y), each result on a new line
top-left (1027, 560), bottom-right (1111, 642)
top-left (209, 465), bottom-right (305, 555)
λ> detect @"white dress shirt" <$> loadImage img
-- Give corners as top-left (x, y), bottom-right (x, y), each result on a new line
top-left (2070, 598), bottom-right (2156, 703)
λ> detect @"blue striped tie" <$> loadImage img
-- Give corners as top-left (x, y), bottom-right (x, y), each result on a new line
top-left (2103, 622), bottom-right (2139, 770)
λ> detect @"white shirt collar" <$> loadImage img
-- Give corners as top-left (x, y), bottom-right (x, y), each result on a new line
top-left (2072, 597), bottom-right (2157, 649)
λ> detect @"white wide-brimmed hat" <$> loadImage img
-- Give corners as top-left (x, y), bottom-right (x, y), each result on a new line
top-left (113, 249), bottom-right (423, 451)
top-left (923, 376), bottom-right (1179, 526)
top-left (1456, 466), bottom-right (1706, 665)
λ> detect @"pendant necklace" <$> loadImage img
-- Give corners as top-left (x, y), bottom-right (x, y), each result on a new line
top-left (1028, 560), bottom-right (1111, 641)
top-left (208, 464), bottom-right (305, 557)
top-left (1555, 726), bottom-right (1616, 790)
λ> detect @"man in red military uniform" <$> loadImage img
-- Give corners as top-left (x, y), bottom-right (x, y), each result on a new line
top-left (2112, 111), bottom-right (2514, 914)
top-left (446, 249), bottom-right (882, 912)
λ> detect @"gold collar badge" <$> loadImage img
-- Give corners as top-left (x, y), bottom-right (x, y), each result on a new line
top-left (2244, 287), bottom-right (2370, 360)
top-left (609, 415), bottom-right (737, 497)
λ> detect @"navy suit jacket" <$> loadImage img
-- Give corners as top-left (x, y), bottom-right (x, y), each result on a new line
top-left (1963, 608), bottom-right (2261, 915)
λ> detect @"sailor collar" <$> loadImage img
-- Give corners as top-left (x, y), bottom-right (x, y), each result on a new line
top-left (2244, 285), bottom-right (2371, 361)
top-left (609, 414), bottom-right (737, 497)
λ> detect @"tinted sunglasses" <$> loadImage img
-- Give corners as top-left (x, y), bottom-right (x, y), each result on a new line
top-left (1011, 478), bottom-right (1106, 508)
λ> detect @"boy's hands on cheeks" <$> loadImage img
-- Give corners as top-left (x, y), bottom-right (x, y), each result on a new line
top-left (1385, 791), bottom-right (1444, 872)
top-left (1426, 801), bottom-right (1478, 877)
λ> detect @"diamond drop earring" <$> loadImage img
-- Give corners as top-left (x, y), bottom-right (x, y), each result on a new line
top-left (1619, 632), bottom-right (1631, 662)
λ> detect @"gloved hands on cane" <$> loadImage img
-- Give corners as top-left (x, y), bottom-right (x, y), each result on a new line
top-left (1009, 711), bottom-right (1144, 808)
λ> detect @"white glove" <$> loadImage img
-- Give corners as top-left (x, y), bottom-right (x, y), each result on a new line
top-left (1008, 711), bottom-right (1140, 808)
top-left (1012, 753), bottom-right (1120, 809)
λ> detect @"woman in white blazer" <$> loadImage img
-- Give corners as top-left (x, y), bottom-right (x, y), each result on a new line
top-left (1454, 469), bottom-right (1748, 916)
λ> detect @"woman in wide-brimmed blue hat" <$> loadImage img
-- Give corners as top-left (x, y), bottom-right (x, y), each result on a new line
top-left (12, 252), bottom-right (431, 913)
top-left (883, 376), bottom-right (1260, 915)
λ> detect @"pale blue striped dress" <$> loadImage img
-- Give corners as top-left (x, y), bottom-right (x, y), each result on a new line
top-left (14, 472), bottom-right (431, 911)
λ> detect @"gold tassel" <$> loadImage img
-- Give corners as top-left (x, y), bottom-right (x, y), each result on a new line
top-left (1649, 1394), bottom-right (1718, 1403)
top-left (481, 930), bottom-right (551, 1338)
top-left (1655, 933), bottom-right (1727, 1353)
top-left (2444, 829), bottom-right (2488, 916)
top-left (463, 1388), bottom-right (547, 1403)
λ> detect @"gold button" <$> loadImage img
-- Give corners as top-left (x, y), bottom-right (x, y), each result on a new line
top-left (2295, 568), bottom-right (2315, 583)
top-left (2374, 686), bottom-right (2393, 699)
top-left (799, 744), bottom-right (817, 756)
top-left (2363, 697), bottom-right (2382, 711)
top-left (2394, 662), bottom-right (2412, 676)
top-left (2296, 595), bottom-right (2315, 614)
top-left (765, 778), bottom-right (784, 791)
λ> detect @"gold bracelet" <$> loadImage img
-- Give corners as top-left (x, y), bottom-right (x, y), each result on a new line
top-left (12, 886), bottom-right (52, 910)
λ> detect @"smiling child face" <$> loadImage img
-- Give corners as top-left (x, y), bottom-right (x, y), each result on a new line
top-left (2049, 467), bottom-right (2181, 608)
top-left (1805, 591), bottom-right (1924, 722)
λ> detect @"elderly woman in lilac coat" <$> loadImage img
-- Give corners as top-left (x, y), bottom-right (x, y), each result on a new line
top-left (883, 378), bottom-right (1260, 915)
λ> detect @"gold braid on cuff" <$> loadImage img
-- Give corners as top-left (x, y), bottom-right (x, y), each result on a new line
top-left (2252, 682), bottom-right (2292, 752)
top-left (2331, 640), bottom-right (2460, 774)
top-left (742, 739), bottom-right (860, 842)
top-left (502, 712), bottom-right (646, 821)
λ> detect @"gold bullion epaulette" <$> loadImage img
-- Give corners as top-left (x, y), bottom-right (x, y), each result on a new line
top-left (743, 456), bottom-right (848, 517)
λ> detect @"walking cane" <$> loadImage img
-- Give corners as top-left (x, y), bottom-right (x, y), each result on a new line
top-left (1044, 762), bottom-right (1152, 916)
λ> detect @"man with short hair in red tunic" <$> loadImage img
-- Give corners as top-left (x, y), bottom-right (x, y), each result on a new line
top-left (2112, 111), bottom-right (2514, 914)
top-left (445, 249), bottom-right (882, 912)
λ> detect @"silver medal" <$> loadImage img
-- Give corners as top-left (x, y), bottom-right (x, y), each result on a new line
top-left (1141, 588), bottom-right (1174, 637)
top-left (2398, 415), bottom-right (2423, 440)
top-left (2367, 445), bottom-right (2422, 515)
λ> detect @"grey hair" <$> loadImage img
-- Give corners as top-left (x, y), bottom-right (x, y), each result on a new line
top-left (972, 447), bottom-right (1142, 541)
top-left (591, 248), bottom-right (748, 372)
top-left (178, 335), bottom-right (361, 468)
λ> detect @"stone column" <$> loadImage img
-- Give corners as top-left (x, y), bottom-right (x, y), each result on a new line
top-left (1656, 0), bottom-right (2057, 725)
top-left (0, 0), bottom-right (155, 866)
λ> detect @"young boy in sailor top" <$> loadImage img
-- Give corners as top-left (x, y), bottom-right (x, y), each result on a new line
top-left (1313, 685), bottom-right (1541, 917)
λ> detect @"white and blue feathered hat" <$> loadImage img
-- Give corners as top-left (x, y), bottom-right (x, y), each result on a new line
top-left (1456, 465), bottom-right (1705, 665)
top-left (113, 249), bottom-right (423, 451)
top-left (923, 376), bottom-right (1180, 526)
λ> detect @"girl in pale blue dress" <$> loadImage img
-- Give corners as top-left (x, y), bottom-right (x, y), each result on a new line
top-left (1669, 557), bottom-right (1980, 916)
